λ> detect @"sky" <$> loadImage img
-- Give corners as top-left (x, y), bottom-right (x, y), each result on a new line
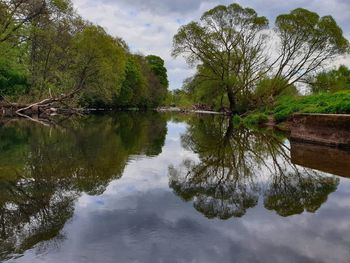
top-left (72, 0), bottom-right (350, 90)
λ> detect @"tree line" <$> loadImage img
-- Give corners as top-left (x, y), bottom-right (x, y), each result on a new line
top-left (172, 3), bottom-right (349, 113)
top-left (0, 0), bottom-right (169, 109)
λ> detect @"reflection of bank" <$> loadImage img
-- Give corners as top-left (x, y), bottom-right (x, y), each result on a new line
top-left (291, 141), bottom-right (350, 178)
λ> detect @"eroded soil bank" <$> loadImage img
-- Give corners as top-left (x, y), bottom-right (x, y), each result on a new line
top-left (288, 113), bottom-right (350, 148)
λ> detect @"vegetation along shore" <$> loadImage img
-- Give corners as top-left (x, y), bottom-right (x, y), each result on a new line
top-left (1, 1), bottom-right (350, 133)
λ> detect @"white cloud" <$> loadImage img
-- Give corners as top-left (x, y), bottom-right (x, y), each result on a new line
top-left (72, 0), bottom-right (350, 89)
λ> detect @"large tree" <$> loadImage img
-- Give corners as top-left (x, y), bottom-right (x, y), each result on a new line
top-left (172, 3), bottom-right (269, 112)
top-left (272, 8), bottom-right (349, 88)
top-left (172, 3), bottom-right (349, 113)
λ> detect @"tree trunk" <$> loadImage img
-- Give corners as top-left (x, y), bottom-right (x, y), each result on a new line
top-left (227, 87), bottom-right (236, 114)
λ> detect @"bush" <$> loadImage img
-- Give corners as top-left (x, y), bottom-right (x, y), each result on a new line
top-left (254, 77), bottom-right (298, 107)
top-left (243, 112), bottom-right (269, 126)
top-left (274, 91), bottom-right (350, 122)
top-left (0, 55), bottom-right (28, 96)
top-left (232, 114), bottom-right (242, 126)
top-left (310, 65), bottom-right (350, 93)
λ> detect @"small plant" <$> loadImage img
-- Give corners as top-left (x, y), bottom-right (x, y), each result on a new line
top-left (232, 114), bottom-right (243, 126)
top-left (243, 112), bottom-right (269, 126)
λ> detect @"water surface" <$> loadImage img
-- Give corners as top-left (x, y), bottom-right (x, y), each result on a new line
top-left (1, 113), bottom-right (350, 263)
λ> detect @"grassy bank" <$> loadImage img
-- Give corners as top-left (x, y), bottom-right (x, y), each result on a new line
top-left (239, 90), bottom-right (350, 125)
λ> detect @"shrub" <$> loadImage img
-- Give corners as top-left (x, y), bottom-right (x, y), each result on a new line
top-left (274, 91), bottom-right (350, 122)
top-left (243, 112), bottom-right (269, 126)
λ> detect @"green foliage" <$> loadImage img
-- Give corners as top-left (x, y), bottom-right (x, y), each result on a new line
top-left (173, 4), bottom-right (349, 113)
top-left (254, 77), bottom-right (298, 105)
top-left (146, 55), bottom-right (169, 88)
top-left (276, 8), bottom-right (349, 53)
top-left (172, 3), bottom-right (269, 112)
top-left (114, 55), bottom-right (145, 108)
top-left (181, 65), bottom-right (227, 110)
top-left (311, 65), bottom-right (350, 93)
top-left (138, 55), bottom-right (168, 107)
top-left (0, 0), bottom-right (168, 108)
top-left (168, 89), bottom-right (193, 108)
top-left (74, 25), bottom-right (127, 107)
top-left (0, 43), bottom-right (28, 96)
top-left (232, 114), bottom-right (243, 126)
top-left (0, 60), bottom-right (28, 96)
top-left (274, 91), bottom-right (350, 122)
top-left (112, 54), bottom-right (168, 108)
top-left (243, 113), bottom-right (269, 126)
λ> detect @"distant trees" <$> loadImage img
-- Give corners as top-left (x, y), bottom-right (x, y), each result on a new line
top-left (0, 0), bottom-right (169, 109)
top-left (113, 54), bottom-right (168, 108)
top-left (172, 3), bottom-right (349, 113)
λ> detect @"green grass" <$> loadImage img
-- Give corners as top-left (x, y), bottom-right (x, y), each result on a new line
top-left (243, 112), bottom-right (269, 126)
top-left (233, 112), bottom-right (269, 127)
top-left (273, 91), bottom-right (350, 122)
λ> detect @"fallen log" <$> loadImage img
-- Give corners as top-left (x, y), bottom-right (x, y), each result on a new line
top-left (0, 93), bottom-right (83, 127)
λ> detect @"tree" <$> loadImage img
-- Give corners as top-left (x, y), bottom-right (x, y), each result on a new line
top-left (145, 55), bottom-right (169, 88)
top-left (26, 0), bottom-right (79, 97)
top-left (0, 0), bottom-right (46, 43)
top-left (272, 8), bottom-right (349, 87)
top-left (172, 4), bottom-right (349, 113)
top-left (183, 64), bottom-right (239, 110)
top-left (310, 65), bottom-right (350, 93)
top-left (0, 0), bottom-right (169, 114)
top-left (0, 42), bottom-right (28, 96)
top-left (69, 25), bottom-right (127, 107)
top-left (114, 55), bottom-right (145, 108)
top-left (172, 3), bottom-right (269, 113)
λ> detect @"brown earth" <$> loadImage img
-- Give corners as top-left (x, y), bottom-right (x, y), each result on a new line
top-left (289, 113), bottom-right (350, 147)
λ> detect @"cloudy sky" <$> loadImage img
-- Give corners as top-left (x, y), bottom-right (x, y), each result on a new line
top-left (72, 0), bottom-right (350, 89)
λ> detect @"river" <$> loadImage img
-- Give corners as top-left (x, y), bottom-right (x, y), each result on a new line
top-left (1, 112), bottom-right (349, 263)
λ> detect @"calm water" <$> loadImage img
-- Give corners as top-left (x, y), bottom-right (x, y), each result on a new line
top-left (1, 113), bottom-right (350, 263)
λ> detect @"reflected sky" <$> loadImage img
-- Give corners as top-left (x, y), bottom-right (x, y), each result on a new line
top-left (2, 115), bottom-right (350, 263)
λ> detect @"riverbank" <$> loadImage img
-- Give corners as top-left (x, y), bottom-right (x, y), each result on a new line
top-left (3, 94), bottom-right (350, 148)
top-left (236, 90), bottom-right (350, 125)
top-left (156, 107), bottom-right (227, 115)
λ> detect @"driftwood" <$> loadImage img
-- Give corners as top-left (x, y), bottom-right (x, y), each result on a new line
top-left (0, 79), bottom-right (86, 125)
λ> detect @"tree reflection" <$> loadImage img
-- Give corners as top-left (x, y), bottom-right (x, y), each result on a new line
top-left (169, 116), bottom-right (339, 219)
top-left (264, 172), bottom-right (338, 217)
top-left (0, 112), bottom-right (167, 260)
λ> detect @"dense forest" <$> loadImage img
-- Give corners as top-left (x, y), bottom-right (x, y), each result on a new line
top-left (0, 0), bottom-right (169, 110)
